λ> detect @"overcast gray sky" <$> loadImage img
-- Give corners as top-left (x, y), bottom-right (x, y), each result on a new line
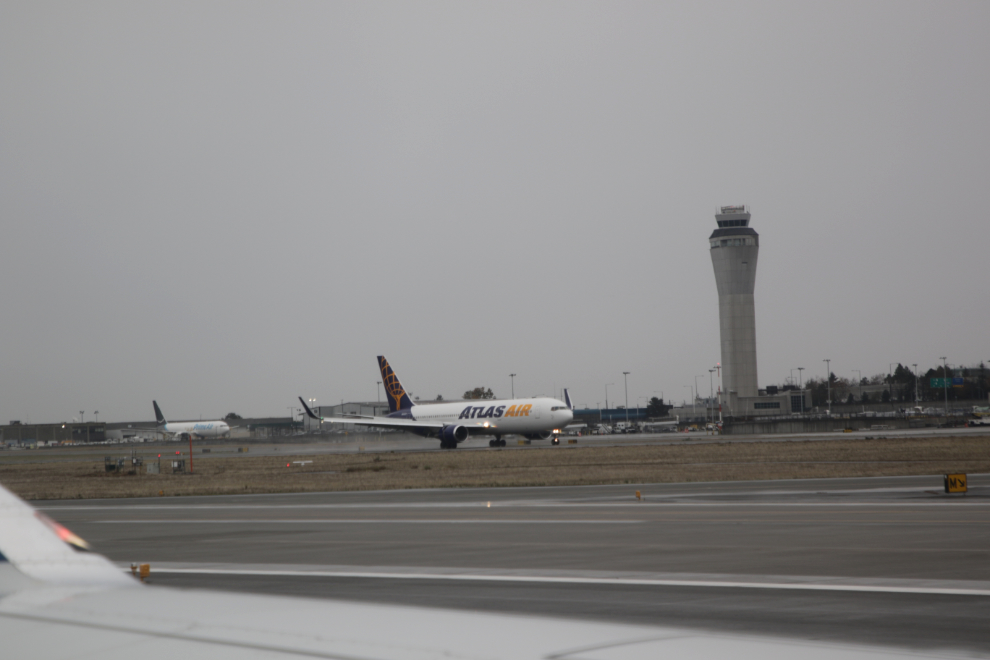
top-left (2, 1), bottom-right (987, 423)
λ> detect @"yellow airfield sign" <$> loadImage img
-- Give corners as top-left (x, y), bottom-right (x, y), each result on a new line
top-left (944, 474), bottom-right (968, 494)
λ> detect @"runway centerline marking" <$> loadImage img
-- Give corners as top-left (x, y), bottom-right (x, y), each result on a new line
top-left (38, 500), bottom-right (990, 511)
top-left (139, 564), bottom-right (990, 597)
top-left (92, 519), bottom-right (642, 524)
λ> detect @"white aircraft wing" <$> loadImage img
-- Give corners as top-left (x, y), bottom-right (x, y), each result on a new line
top-left (299, 398), bottom-right (498, 434)
top-left (319, 415), bottom-right (445, 430)
top-left (0, 483), bottom-right (953, 659)
top-left (317, 416), bottom-right (500, 433)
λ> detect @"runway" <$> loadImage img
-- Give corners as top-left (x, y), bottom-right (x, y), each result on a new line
top-left (40, 474), bottom-right (990, 654)
top-left (9, 424), bottom-right (989, 463)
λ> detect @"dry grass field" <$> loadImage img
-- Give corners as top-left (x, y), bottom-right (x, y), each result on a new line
top-left (2, 434), bottom-right (988, 500)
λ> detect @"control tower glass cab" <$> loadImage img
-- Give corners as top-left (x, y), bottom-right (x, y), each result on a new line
top-left (709, 205), bottom-right (760, 415)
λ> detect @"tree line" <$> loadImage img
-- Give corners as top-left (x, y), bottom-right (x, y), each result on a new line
top-left (795, 362), bottom-right (988, 406)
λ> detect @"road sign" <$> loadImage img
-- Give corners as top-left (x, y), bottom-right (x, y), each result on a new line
top-left (944, 474), bottom-right (967, 494)
top-left (930, 378), bottom-right (965, 388)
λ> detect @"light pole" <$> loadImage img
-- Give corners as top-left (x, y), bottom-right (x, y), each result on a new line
top-left (940, 357), bottom-right (949, 415)
top-left (888, 363), bottom-right (895, 404)
top-left (376, 382), bottom-right (381, 403)
top-left (79, 410), bottom-right (84, 424)
top-left (510, 374), bottom-right (516, 399)
top-left (709, 369), bottom-right (716, 424)
top-left (852, 370), bottom-right (862, 403)
top-left (308, 398), bottom-right (318, 432)
top-left (708, 367), bottom-right (716, 424)
top-left (93, 411), bottom-right (99, 423)
top-left (823, 359), bottom-right (831, 415)
top-left (694, 375), bottom-right (704, 418)
top-left (622, 372), bottom-right (630, 427)
top-left (604, 383), bottom-right (614, 412)
top-left (912, 363), bottom-right (919, 403)
top-left (797, 367), bottom-right (805, 412)
top-left (715, 363), bottom-right (722, 423)
top-left (683, 386), bottom-right (692, 412)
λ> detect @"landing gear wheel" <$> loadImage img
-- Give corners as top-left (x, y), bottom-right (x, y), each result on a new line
top-left (552, 437), bottom-right (560, 445)
top-left (489, 439), bottom-right (495, 448)
top-left (499, 439), bottom-right (506, 447)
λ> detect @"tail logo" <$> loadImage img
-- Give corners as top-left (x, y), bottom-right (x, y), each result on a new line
top-left (378, 356), bottom-right (414, 413)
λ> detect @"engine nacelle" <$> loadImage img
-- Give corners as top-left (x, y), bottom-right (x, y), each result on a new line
top-left (441, 425), bottom-right (469, 444)
top-left (523, 430), bottom-right (552, 441)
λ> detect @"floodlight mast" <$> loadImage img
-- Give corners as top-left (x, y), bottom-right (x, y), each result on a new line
top-left (823, 359), bottom-right (831, 415)
top-left (940, 357), bottom-right (949, 415)
top-left (622, 372), bottom-right (630, 427)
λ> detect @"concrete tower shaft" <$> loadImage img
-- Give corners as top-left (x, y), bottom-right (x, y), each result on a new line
top-left (709, 206), bottom-right (760, 411)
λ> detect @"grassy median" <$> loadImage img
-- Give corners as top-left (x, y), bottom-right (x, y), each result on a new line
top-left (1, 434), bottom-right (987, 500)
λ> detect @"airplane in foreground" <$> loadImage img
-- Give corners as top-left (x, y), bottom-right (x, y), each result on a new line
top-left (300, 356), bottom-right (574, 448)
top-left (0, 482), bottom-right (915, 659)
top-left (152, 400), bottom-right (230, 439)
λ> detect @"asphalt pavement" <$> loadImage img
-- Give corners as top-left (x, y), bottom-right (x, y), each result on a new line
top-left (38, 474), bottom-right (990, 654)
top-left (9, 424), bottom-right (989, 462)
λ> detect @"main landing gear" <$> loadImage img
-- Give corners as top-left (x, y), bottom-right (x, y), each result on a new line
top-left (440, 438), bottom-right (459, 449)
top-left (551, 435), bottom-right (560, 445)
top-left (489, 436), bottom-right (506, 448)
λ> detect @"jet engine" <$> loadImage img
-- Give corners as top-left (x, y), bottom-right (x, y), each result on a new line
top-left (439, 425), bottom-right (468, 449)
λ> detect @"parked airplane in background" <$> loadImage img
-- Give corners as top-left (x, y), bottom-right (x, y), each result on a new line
top-left (153, 400), bottom-right (230, 439)
top-left (300, 356), bottom-right (574, 448)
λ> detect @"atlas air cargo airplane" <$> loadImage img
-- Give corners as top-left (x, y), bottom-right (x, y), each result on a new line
top-left (152, 400), bottom-right (230, 439)
top-left (300, 356), bottom-right (574, 448)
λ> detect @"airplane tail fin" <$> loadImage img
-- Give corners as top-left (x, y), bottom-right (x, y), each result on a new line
top-left (153, 400), bottom-right (167, 426)
top-left (299, 397), bottom-right (320, 420)
top-left (563, 388), bottom-right (574, 410)
top-left (377, 355), bottom-right (415, 414)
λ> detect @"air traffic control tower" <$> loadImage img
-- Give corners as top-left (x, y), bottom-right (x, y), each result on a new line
top-left (709, 205), bottom-right (760, 417)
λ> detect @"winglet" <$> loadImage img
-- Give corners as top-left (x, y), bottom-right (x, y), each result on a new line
top-left (299, 397), bottom-right (320, 420)
top-left (377, 356), bottom-right (415, 413)
top-left (153, 400), bottom-right (166, 426)
top-left (563, 389), bottom-right (574, 410)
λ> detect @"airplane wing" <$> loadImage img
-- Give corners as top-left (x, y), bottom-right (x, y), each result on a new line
top-left (308, 415), bottom-right (501, 434)
top-left (298, 397), bottom-right (490, 434)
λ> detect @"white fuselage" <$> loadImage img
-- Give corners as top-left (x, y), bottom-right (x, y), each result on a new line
top-left (162, 421), bottom-right (230, 438)
top-left (401, 397), bottom-right (573, 436)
